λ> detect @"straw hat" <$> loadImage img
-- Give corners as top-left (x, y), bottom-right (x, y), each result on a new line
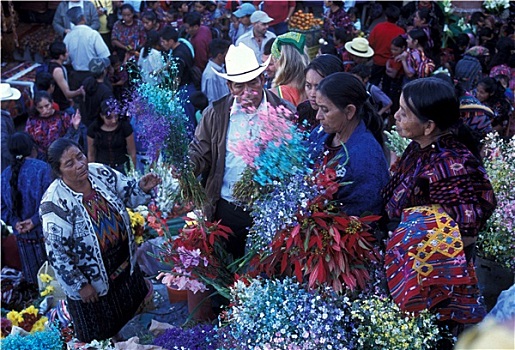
top-left (0, 83), bottom-right (21, 101)
top-left (345, 37), bottom-right (374, 58)
top-left (213, 43), bottom-right (271, 83)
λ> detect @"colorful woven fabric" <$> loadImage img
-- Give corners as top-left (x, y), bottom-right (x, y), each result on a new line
top-left (385, 205), bottom-right (486, 323)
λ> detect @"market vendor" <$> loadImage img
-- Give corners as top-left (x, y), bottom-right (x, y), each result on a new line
top-left (40, 138), bottom-right (161, 342)
top-left (188, 43), bottom-right (295, 260)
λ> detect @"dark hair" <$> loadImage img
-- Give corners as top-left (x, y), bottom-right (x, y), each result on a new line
top-left (184, 11), bottom-right (202, 27)
top-left (8, 132), bottom-right (35, 217)
top-left (330, 1), bottom-right (344, 9)
top-left (160, 25), bottom-right (179, 41)
top-left (209, 38), bottom-right (231, 58)
top-left (334, 28), bottom-right (351, 44)
top-left (391, 34), bottom-right (407, 48)
top-left (120, 3), bottom-right (135, 14)
top-left (488, 37), bottom-right (514, 70)
top-left (142, 30), bottom-right (160, 58)
top-left (141, 10), bottom-right (157, 23)
top-left (415, 8), bottom-right (434, 27)
top-left (350, 63), bottom-right (371, 80)
top-left (263, 38), bottom-right (275, 56)
top-left (347, 7), bottom-right (359, 18)
top-left (470, 11), bottom-right (485, 26)
top-left (47, 138), bottom-right (82, 177)
top-left (305, 54), bottom-right (344, 78)
top-left (317, 72), bottom-right (384, 146)
top-left (403, 77), bottom-right (481, 158)
top-left (478, 77), bottom-right (506, 102)
top-left (385, 5), bottom-right (400, 22)
top-left (190, 91), bottom-right (209, 112)
top-left (408, 28), bottom-right (428, 48)
top-left (318, 42), bottom-right (338, 56)
top-left (455, 33), bottom-right (470, 48)
top-left (35, 72), bottom-right (55, 91)
top-left (66, 7), bottom-right (84, 25)
top-left (49, 42), bottom-right (67, 60)
top-left (110, 54), bottom-right (121, 66)
top-left (33, 91), bottom-right (54, 116)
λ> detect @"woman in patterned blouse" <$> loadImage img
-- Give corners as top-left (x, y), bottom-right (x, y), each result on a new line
top-left (111, 3), bottom-right (146, 60)
top-left (382, 77), bottom-right (496, 343)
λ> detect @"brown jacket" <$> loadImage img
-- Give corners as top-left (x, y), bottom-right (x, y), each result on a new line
top-left (188, 90), bottom-right (295, 219)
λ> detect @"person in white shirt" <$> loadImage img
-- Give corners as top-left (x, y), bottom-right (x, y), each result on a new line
top-left (64, 7), bottom-right (110, 90)
top-left (236, 11), bottom-right (276, 64)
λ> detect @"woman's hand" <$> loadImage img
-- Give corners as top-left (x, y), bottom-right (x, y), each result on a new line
top-left (139, 173), bottom-right (162, 193)
top-left (15, 219), bottom-right (35, 233)
top-left (79, 284), bottom-right (99, 303)
top-left (72, 109), bottom-right (82, 130)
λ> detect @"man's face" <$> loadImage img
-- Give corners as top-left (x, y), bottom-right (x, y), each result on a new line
top-left (160, 38), bottom-right (174, 51)
top-left (253, 22), bottom-right (269, 37)
top-left (183, 23), bottom-right (199, 37)
top-left (228, 75), bottom-right (265, 110)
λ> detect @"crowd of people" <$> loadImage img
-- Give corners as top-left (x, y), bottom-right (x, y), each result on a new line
top-left (1, 0), bottom-right (514, 345)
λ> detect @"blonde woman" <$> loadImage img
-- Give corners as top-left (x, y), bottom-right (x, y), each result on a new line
top-left (271, 32), bottom-right (309, 106)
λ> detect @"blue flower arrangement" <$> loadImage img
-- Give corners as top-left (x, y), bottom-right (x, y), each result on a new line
top-left (0, 325), bottom-right (63, 350)
top-left (153, 324), bottom-right (218, 350)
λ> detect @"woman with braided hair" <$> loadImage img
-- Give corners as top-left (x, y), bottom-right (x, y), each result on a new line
top-left (1, 132), bottom-right (52, 284)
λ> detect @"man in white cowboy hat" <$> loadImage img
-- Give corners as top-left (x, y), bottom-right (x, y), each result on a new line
top-left (1, 83), bottom-right (21, 172)
top-left (188, 43), bottom-right (294, 261)
top-left (344, 37), bottom-right (374, 68)
top-left (236, 10), bottom-right (276, 64)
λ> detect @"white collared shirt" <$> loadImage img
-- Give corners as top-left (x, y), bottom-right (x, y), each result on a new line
top-left (221, 94), bottom-right (268, 203)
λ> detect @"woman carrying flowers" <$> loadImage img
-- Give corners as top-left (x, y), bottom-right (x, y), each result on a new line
top-left (307, 72), bottom-right (389, 217)
top-left (382, 78), bottom-right (496, 340)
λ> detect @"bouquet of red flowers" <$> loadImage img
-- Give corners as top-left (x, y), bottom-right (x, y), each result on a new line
top-left (251, 166), bottom-right (381, 293)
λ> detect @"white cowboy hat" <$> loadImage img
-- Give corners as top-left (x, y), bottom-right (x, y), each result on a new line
top-left (0, 83), bottom-right (21, 101)
top-left (345, 37), bottom-right (374, 58)
top-left (213, 43), bottom-right (271, 83)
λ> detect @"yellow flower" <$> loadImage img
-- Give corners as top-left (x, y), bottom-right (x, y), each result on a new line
top-left (7, 310), bottom-right (22, 326)
top-left (31, 317), bottom-right (48, 333)
top-left (39, 273), bottom-right (53, 283)
top-left (135, 235), bottom-right (144, 245)
top-left (133, 212), bottom-right (145, 226)
top-left (40, 285), bottom-right (55, 297)
top-left (22, 305), bottom-right (39, 317)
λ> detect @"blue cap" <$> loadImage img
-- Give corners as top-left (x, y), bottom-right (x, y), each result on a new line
top-left (233, 3), bottom-right (255, 18)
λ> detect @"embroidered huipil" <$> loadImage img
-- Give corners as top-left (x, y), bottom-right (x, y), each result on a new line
top-left (40, 163), bottom-right (151, 300)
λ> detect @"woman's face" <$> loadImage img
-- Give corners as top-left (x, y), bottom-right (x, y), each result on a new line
top-left (59, 146), bottom-right (89, 185)
top-left (476, 83), bottom-right (490, 102)
top-left (305, 69), bottom-right (325, 110)
top-left (142, 17), bottom-right (155, 31)
top-left (194, 2), bottom-right (206, 12)
top-left (122, 8), bottom-right (134, 25)
top-left (315, 90), bottom-right (347, 134)
top-left (36, 98), bottom-right (55, 118)
top-left (413, 12), bottom-right (423, 27)
top-left (390, 44), bottom-right (404, 56)
top-left (394, 94), bottom-right (428, 141)
top-left (101, 112), bottom-right (119, 127)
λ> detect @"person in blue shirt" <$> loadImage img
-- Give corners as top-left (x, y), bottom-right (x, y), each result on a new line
top-left (307, 72), bottom-right (389, 216)
top-left (1, 132), bottom-right (53, 284)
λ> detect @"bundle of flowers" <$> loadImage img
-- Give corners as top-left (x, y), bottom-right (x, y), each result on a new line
top-left (127, 208), bottom-right (146, 245)
top-left (229, 103), bottom-right (310, 206)
top-left (483, 0), bottom-right (510, 17)
top-left (384, 125), bottom-right (410, 157)
top-left (0, 324), bottom-right (62, 349)
top-left (125, 76), bottom-right (205, 209)
top-left (218, 277), bottom-right (352, 349)
top-left (349, 295), bottom-right (441, 349)
top-left (38, 273), bottom-right (55, 297)
top-left (477, 133), bottom-right (515, 271)
top-left (153, 324), bottom-right (218, 350)
top-left (5, 305), bottom-right (47, 334)
top-left (251, 164), bottom-right (381, 293)
top-left (157, 211), bottom-right (235, 298)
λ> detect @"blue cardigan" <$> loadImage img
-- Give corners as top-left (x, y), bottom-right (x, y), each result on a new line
top-left (307, 121), bottom-right (389, 216)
